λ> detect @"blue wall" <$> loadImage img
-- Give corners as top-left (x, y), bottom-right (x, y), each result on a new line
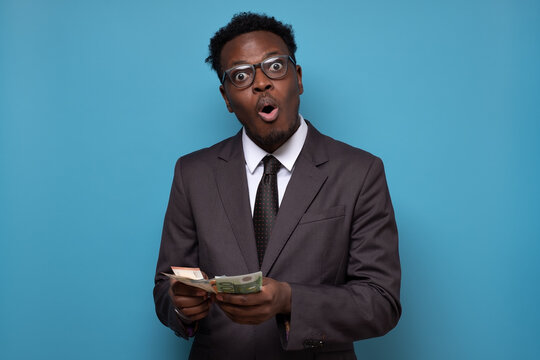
top-left (1, 1), bottom-right (539, 359)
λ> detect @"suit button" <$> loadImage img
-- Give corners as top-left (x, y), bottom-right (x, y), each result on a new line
top-left (303, 339), bottom-right (324, 349)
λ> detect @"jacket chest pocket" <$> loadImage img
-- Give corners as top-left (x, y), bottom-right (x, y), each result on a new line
top-left (298, 205), bottom-right (346, 225)
top-left (280, 205), bottom-right (348, 283)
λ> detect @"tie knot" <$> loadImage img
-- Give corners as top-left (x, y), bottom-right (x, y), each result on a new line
top-left (262, 155), bottom-right (281, 175)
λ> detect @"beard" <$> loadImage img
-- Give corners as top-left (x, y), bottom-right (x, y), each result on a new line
top-left (244, 114), bottom-right (300, 152)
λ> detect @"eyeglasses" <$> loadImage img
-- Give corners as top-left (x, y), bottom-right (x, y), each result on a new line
top-left (221, 55), bottom-right (296, 88)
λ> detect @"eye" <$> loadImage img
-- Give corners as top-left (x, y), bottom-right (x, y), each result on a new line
top-left (234, 72), bottom-right (249, 82)
top-left (268, 61), bottom-right (284, 72)
top-left (229, 67), bottom-right (252, 85)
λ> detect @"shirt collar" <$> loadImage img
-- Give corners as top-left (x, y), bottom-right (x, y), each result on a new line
top-left (242, 114), bottom-right (308, 174)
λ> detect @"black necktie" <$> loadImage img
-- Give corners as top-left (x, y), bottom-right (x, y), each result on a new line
top-left (253, 155), bottom-right (281, 267)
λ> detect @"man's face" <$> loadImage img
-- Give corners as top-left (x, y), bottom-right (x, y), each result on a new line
top-left (219, 31), bottom-right (303, 153)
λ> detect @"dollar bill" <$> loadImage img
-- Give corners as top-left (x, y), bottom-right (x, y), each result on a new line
top-left (164, 267), bottom-right (262, 294)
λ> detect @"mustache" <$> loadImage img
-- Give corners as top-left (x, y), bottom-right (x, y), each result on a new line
top-left (256, 95), bottom-right (279, 112)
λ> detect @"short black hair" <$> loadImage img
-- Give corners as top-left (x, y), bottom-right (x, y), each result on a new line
top-left (205, 12), bottom-right (297, 80)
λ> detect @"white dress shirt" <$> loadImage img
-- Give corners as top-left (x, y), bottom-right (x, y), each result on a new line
top-left (242, 114), bottom-right (308, 215)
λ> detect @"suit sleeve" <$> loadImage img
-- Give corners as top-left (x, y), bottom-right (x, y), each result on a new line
top-left (153, 158), bottom-right (199, 338)
top-left (282, 157), bottom-right (401, 350)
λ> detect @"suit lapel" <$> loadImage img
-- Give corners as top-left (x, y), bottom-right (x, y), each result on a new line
top-left (261, 123), bottom-right (329, 275)
top-left (215, 133), bottom-right (260, 273)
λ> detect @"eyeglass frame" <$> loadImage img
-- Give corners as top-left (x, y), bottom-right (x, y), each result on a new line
top-left (220, 54), bottom-right (297, 88)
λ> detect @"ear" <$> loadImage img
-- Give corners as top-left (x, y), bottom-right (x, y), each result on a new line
top-left (219, 85), bottom-right (234, 113)
top-left (295, 65), bottom-right (304, 95)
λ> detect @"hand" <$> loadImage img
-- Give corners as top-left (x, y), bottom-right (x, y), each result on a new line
top-left (169, 278), bottom-right (212, 322)
top-left (215, 277), bottom-right (291, 325)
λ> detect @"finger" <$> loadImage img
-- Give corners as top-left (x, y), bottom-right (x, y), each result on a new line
top-left (177, 306), bottom-right (210, 323)
top-left (179, 299), bottom-right (211, 317)
top-left (171, 282), bottom-right (207, 297)
top-left (216, 292), bottom-right (268, 306)
top-left (170, 280), bottom-right (207, 297)
top-left (172, 295), bottom-right (208, 309)
top-left (168, 286), bottom-right (208, 306)
top-left (189, 308), bottom-right (211, 322)
top-left (213, 277), bottom-right (275, 305)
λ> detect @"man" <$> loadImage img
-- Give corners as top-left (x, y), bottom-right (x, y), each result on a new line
top-left (154, 12), bottom-right (401, 359)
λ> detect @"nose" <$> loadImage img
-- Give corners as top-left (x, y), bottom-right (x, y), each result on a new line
top-left (252, 67), bottom-right (272, 93)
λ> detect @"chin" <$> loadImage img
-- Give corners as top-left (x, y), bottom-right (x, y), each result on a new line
top-left (259, 129), bottom-right (290, 148)
top-left (249, 118), bottom-right (299, 151)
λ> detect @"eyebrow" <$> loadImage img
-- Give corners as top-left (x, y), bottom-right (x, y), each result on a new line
top-left (229, 51), bottom-right (282, 67)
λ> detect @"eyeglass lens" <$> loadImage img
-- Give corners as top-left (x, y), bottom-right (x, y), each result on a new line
top-left (228, 56), bottom-right (289, 88)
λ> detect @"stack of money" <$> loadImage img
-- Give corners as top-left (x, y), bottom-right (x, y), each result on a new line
top-left (164, 266), bottom-right (262, 294)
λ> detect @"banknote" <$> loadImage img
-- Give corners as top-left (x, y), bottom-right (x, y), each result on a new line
top-left (164, 269), bottom-right (215, 293)
top-left (214, 273), bottom-right (262, 294)
top-left (164, 266), bottom-right (262, 294)
top-left (171, 266), bottom-right (204, 280)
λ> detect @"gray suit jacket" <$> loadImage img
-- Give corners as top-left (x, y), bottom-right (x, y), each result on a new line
top-left (154, 122), bottom-right (401, 359)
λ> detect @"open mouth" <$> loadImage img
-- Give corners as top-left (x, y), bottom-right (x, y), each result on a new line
top-left (257, 97), bottom-right (280, 122)
top-left (261, 105), bottom-right (275, 114)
